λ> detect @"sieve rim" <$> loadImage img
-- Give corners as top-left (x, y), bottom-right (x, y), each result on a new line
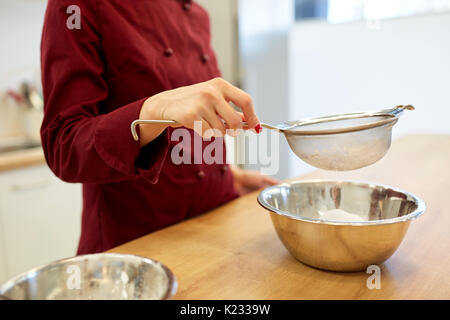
top-left (282, 114), bottom-right (399, 136)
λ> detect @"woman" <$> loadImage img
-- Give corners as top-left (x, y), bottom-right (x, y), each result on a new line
top-left (40, 0), bottom-right (277, 254)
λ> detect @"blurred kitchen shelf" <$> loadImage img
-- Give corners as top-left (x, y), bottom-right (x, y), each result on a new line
top-left (0, 144), bottom-right (45, 172)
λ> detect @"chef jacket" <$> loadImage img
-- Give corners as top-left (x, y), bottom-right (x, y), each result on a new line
top-left (40, 0), bottom-right (239, 254)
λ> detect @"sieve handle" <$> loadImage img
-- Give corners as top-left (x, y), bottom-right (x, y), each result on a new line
top-left (377, 105), bottom-right (415, 117)
top-left (131, 119), bottom-right (175, 141)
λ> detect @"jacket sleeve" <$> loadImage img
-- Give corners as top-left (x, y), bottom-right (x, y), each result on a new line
top-left (40, 0), bottom-right (169, 184)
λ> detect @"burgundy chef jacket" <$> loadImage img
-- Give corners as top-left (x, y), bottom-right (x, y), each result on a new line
top-left (40, 0), bottom-right (239, 254)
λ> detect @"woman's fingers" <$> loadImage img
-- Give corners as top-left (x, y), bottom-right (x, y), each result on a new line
top-left (193, 119), bottom-right (213, 138)
top-left (200, 104), bottom-right (227, 137)
top-left (262, 175), bottom-right (280, 186)
top-left (213, 99), bottom-right (244, 133)
top-left (210, 78), bottom-right (260, 131)
top-left (201, 82), bottom-right (245, 136)
top-left (250, 172), bottom-right (279, 188)
top-left (235, 111), bottom-right (252, 130)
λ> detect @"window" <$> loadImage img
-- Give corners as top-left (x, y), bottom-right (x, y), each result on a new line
top-left (293, 0), bottom-right (450, 23)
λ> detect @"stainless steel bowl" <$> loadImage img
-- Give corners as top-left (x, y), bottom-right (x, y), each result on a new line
top-left (0, 253), bottom-right (177, 300)
top-left (258, 180), bottom-right (425, 272)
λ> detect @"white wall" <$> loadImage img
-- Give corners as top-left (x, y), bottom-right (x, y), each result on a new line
top-left (5, 1), bottom-right (448, 179)
top-left (0, 0), bottom-right (246, 165)
top-left (288, 13), bottom-right (450, 177)
top-left (0, 0), bottom-right (46, 90)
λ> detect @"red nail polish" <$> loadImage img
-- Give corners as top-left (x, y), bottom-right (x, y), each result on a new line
top-left (255, 124), bottom-right (262, 134)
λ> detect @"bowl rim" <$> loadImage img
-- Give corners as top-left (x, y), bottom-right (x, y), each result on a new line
top-left (257, 179), bottom-right (426, 226)
top-left (0, 253), bottom-right (177, 300)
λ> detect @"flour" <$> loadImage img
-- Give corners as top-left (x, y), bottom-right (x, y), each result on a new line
top-left (318, 209), bottom-right (364, 222)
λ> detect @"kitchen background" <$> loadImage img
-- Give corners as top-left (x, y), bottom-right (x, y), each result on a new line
top-left (1, 0), bottom-right (450, 283)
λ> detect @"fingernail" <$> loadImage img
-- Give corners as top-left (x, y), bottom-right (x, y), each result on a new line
top-left (255, 124), bottom-right (262, 134)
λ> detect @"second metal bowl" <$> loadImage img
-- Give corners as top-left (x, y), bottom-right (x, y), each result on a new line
top-left (258, 180), bottom-right (425, 272)
top-left (0, 253), bottom-right (177, 300)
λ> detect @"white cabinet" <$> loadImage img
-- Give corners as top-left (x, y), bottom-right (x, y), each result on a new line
top-left (0, 165), bottom-right (82, 284)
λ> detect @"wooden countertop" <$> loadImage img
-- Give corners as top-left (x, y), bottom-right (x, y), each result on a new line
top-left (110, 134), bottom-right (450, 299)
top-left (0, 147), bottom-right (45, 172)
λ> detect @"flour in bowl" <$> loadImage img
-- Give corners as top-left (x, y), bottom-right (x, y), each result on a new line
top-left (318, 209), bottom-right (364, 222)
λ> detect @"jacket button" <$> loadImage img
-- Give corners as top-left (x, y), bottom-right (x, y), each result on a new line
top-left (164, 48), bottom-right (173, 57)
top-left (183, 3), bottom-right (191, 11)
top-left (197, 170), bottom-right (205, 179)
top-left (221, 165), bottom-right (228, 173)
top-left (201, 54), bottom-right (210, 63)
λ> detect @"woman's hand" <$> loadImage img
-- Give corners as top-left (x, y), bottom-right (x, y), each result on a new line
top-left (138, 78), bottom-right (261, 146)
top-left (231, 165), bottom-right (279, 196)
